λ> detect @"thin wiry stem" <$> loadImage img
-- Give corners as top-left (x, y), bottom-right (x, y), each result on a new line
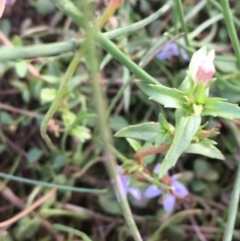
top-left (220, 0), bottom-right (240, 67)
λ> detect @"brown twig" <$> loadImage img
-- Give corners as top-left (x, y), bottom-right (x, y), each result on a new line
top-left (134, 145), bottom-right (170, 164)
top-left (0, 103), bottom-right (62, 125)
top-left (188, 213), bottom-right (207, 241)
top-left (0, 188), bottom-right (56, 229)
top-left (1, 184), bottom-right (63, 241)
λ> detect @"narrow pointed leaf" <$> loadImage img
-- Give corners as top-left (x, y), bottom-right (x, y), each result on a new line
top-left (136, 81), bottom-right (186, 109)
top-left (115, 122), bottom-right (160, 142)
top-left (186, 141), bottom-right (224, 160)
top-left (159, 111), bottom-right (201, 178)
top-left (203, 98), bottom-right (240, 119)
top-left (158, 113), bottom-right (170, 132)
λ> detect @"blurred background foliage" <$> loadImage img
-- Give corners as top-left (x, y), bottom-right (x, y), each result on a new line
top-left (0, 0), bottom-right (240, 240)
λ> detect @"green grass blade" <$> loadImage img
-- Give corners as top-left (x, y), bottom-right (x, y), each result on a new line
top-left (0, 2), bottom-right (172, 61)
top-left (220, 0), bottom-right (240, 67)
top-left (175, 0), bottom-right (190, 47)
top-left (0, 172), bottom-right (105, 194)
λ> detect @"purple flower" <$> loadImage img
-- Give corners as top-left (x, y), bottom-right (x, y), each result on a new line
top-left (156, 40), bottom-right (189, 61)
top-left (144, 164), bottom-right (189, 212)
top-left (116, 165), bottom-right (142, 200)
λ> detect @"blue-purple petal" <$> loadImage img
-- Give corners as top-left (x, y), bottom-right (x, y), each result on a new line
top-left (156, 51), bottom-right (172, 60)
top-left (172, 179), bottom-right (189, 198)
top-left (163, 194), bottom-right (176, 212)
top-left (180, 49), bottom-right (190, 61)
top-left (128, 187), bottom-right (142, 201)
top-left (156, 40), bottom-right (189, 61)
top-left (144, 185), bottom-right (163, 198)
top-left (153, 163), bottom-right (161, 173)
top-left (116, 165), bottom-right (129, 196)
top-left (153, 163), bottom-right (169, 176)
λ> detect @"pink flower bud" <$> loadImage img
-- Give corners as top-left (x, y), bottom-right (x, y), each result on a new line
top-left (195, 49), bottom-right (215, 84)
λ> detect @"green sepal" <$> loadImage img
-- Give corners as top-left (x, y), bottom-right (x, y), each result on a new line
top-left (193, 104), bottom-right (203, 116)
top-left (193, 83), bottom-right (206, 104)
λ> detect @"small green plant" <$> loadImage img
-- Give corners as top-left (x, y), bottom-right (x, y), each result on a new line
top-left (1, 0), bottom-right (240, 241)
top-left (116, 47), bottom-right (240, 177)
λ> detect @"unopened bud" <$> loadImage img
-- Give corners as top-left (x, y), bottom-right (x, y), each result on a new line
top-left (195, 49), bottom-right (215, 84)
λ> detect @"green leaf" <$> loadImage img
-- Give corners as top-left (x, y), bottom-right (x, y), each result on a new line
top-left (193, 159), bottom-right (209, 174)
top-left (136, 81), bottom-right (186, 109)
top-left (126, 138), bottom-right (142, 152)
top-left (12, 35), bottom-right (23, 47)
top-left (154, 132), bottom-right (169, 147)
top-left (0, 111), bottom-right (13, 124)
top-left (203, 169), bottom-right (219, 182)
top-left (203, 98), bottom-right (240, 119)
top-left (0, 144), bottom-right (5, 154)
top-left (53, 154), bottom-right (67, 170)
top-left (159, 110), bottom-right (201, 178)
top-left (15, 60), bottom-right (27, 78)
top-left (12, 80), bottom-right (33, 103)
top-left (215, 59), bottom-right (237, 73)
top-left (35, 0), bottom-right (55, 15)
top-left (27, 148), bottom-right (43, 163)
top-left (186, 140), bottom-right (224, 160)
top-left (110, 115), bottom-right (128, 132)
top-left (114, 122), bottom-right (160, 142)
top-left (98, 190), bottom-right (121, 215)
top-left (15, 61), bottom-right (28, 78)
top-left (158, 113), bottom-right (170, 132)
top-left (191, 179), bottom-right (206, 192)
top-left (193, 158), bottom-right (220, 182)
top-left (42, 75), bottom-right (61, 84)
top-left (40, 88), bottom-right (57, 104)
top-left (70, 126), bottom-right (91, 142)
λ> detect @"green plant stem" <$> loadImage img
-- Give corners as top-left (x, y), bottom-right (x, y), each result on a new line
top-left (40, 44), bottom-right (87, 151)
top-left (220, 0), bottom-right (240, 67)
top-left (0, 2), bottom-right (172, 61)
top-left (223, 164), bottom-right (240, 241)
top-left (51, 0), bottom-right (88, 30)
top-left (107, 75), bottom-right (134, 115)
top-left (97, 33), bottom-right (158, 85)
top-left (189, 13), bottom-right (223, 40)
top-left (0, 172), bottom-right (105, 194)
top-left (209, 0), bottom-right (240, 28)
top-left (222, 120), bottom-right (240, 241)
top-left (148, 209), bottom-right (203, 241)
top-left (175, 0), bottom-right (190, 47)
top-left (110, 145), bottom-right (132, 163)
top-left (72, 158), bottom-right (102, 179)
top-left (53, 223), bottom-right (92, 241)
top-left (219, 0), bottom-right (240, 238)
top-left (0, 157), bottom-right (20, 191)
top-left (86, 19), bottom-right (143, 241)
top-left (138, 170), bottom-right (171, 191)
top-left (40, 2), bottom-right (110, 150)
